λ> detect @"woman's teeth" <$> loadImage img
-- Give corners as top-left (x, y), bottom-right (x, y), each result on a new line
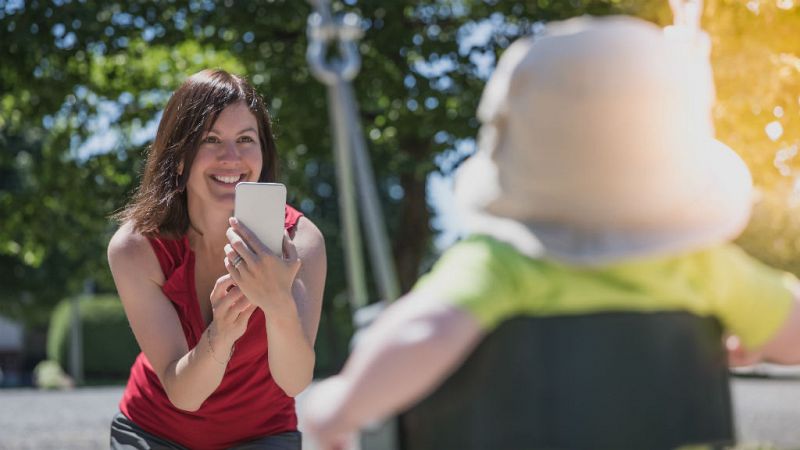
top-left (213, 175), bottom-right (241, 184)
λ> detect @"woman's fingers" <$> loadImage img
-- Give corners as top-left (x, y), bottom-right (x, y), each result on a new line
top-left (211, 279), bottom-right (246, 318)
top-left (225, 225), bottom-right (302, 312)
top-left (229, 217), bottom-right (271, 255)
top-left (236, 302), bottom-right (257, 324)
top-left (223, 243), bottom-right (238, 262)
top-left (226, 227), bottom-right (258, 265)
top-left (224, 256), bottom-right (244, 282)
top-left (220, 285), bottom-right (244, 310)
top-left (225, 293), bottom-right (252, 320)
top-left (209, 275), bottom-right (254, 344)
top-left (228, 228), bottom-right (301, 279)
top-left (209, 274), bottom-right (235, 302)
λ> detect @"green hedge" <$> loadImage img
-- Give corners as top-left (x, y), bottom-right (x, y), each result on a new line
top-left (47, 294), bottom-right (140, 380)
top-left (47, 292), bottom-right (355, 380)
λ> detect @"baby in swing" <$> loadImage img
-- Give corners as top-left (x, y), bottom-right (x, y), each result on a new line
top-left (303, 7), bottom-right (800, 450)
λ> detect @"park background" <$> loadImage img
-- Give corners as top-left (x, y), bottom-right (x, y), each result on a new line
top-left (0, 0), bottom-right (799, 411)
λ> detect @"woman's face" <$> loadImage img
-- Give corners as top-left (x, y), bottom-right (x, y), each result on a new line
top-left (185, 101), bottom-right (263, 211)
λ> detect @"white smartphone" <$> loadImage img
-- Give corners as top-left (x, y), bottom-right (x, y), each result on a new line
top-left (234, 182), bottom-right (286, 255)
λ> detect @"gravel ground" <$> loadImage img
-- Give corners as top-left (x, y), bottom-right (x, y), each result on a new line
top-left (0, 386), bottom-right (121, 450)
top-left (731, 377), bottom-right (800, 449)
top-left (1, 378), bottom-right (799, 449)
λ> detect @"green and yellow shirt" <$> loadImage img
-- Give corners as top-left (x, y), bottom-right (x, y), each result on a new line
top-left (416, 235), bottom-right (795, 349)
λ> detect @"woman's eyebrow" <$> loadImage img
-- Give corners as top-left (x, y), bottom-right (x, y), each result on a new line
top-left (208, 127), bottom-right (257, 135)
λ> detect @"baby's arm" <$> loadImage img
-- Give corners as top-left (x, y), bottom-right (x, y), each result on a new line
top-left (727, 279), bottom-right (800, 366)
top-left (302, 289), bottom-right (483, 450)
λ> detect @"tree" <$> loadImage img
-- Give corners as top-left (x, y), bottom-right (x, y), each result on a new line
top-left (2, 0), bottom-right (799, 371)
top-left (703, 0), bottom-right (800, 274)
top-left (0, 0), bottom-right (628, 318)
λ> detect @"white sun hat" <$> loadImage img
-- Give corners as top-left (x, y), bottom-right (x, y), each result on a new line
top-left (454, 13), bottom-right (753, 265)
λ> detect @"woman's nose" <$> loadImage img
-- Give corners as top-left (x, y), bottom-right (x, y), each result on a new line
top-left (218, 141), bottom-right (239, 161)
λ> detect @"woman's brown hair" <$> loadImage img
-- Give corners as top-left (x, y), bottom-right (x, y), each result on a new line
top-left (115, 69), bottom-right (279, 237)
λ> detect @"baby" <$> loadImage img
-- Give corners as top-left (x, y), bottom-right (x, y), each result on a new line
top-left (303, 12), bottom-right (800, 450)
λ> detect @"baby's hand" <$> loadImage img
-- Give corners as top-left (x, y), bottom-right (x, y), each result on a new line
top-left (301, 378), bottom-right (357, 450)
top-left (725, 335), bottom-right (762, 367)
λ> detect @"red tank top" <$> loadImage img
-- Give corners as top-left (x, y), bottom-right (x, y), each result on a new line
top-left (119, 206), bottom-right (303, 449)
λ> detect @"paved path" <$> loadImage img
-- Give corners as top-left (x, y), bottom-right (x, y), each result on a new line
top-left (1, 378), bottom-right (799, 449)
top-left (731, 377), bottom-right (800, 449)
top-left (0, 386), bottom-right (121, 450)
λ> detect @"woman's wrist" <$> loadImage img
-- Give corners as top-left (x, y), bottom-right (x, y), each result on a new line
top-left (206, 323), bottom-right (236, 364)
top-left (261, 291), bottom-right (300, 323)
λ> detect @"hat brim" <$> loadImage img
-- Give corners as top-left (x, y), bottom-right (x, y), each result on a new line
top-left (454, 138), bottom-right (753, 265)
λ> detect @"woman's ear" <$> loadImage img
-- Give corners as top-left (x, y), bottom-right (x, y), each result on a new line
top-left (177, 160), bottom-right (184, 176)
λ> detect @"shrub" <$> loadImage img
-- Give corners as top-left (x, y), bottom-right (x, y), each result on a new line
top-left (47, 294), bottom-right (139, 381)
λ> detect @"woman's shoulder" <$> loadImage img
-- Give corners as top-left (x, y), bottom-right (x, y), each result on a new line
top-left (108, 222), bottom-right (165, 282)
top-left (108, 222), bottom-right (150, 257)
top-left (293, 215), bottom-right (326, 258)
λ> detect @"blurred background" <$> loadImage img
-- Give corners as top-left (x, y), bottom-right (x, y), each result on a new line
top-left (0, 0), bottom-right (799, 444)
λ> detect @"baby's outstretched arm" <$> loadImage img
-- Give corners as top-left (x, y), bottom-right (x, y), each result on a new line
top-left (754, 289), bottom-right (800, 364)
top-left (728, 281), bottom-right (800, 366)
top-left (302, 290), bottom-right (483, 450)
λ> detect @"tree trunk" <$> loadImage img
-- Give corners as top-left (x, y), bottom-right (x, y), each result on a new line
top-left (393, 170), bottom-right (432, 294)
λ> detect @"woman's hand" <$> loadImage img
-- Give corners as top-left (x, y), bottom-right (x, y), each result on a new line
top-left (224, 217), bottom-right (302, 314)
top-left (208, 274), bottom-right (256, 348)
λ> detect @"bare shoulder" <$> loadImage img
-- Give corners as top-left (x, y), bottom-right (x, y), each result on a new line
top-left (292, 216), bottom-right (327, 304)
top-left (108, 221), bottom-right (164, 284)
top-left (293, 216), bottom-right (326, 260)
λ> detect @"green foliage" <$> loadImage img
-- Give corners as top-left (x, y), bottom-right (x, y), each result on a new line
top-left (47, 295), bottom-right (139, 379)
top-left (314, 292), bottom-right (356, 376)
top-left (2, 1), bottom-right (800, 359)
top-left (0, 1), bottom-right (645, 327)
top-left (702, 0), bottom-right (800, 275)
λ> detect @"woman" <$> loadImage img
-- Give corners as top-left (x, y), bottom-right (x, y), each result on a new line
top-left (107, 69), bottom-right (326, 449)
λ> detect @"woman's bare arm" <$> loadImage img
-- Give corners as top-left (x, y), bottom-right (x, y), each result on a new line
top-left (264, 217), bottom-right (327, 396)
top-left (108, 222), bottom-right (253, 411)
top-left (225, 216), bottom-right (327, 396)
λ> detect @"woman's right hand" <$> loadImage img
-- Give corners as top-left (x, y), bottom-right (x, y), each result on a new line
top-left (209, 274), bottom-right (256, 347)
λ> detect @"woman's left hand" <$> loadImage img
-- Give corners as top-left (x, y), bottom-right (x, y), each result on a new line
top-left (224, 217), bottom-right (302, 314)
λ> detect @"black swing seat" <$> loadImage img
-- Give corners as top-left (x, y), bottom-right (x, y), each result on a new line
top-left (399, 311), bottom-right (734, 450)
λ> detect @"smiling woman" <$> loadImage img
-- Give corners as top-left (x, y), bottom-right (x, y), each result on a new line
top-left (107, 70), bottom-right (327, 450)
top-left (186, 102), bottom-right (264, 207)
top-left (116, 70), bottom-right (279, 238)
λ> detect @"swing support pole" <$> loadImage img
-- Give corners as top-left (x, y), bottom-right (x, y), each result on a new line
top-left (306, 0), bottom-right (401, 310)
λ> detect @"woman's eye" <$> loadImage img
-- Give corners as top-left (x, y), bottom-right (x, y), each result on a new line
top-left (204, 136), bottom-right (220, 144)
top-left (238, 136), bottom-right (254, 143)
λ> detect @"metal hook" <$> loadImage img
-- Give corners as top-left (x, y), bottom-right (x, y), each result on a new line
top-left (306, 9), bottom-right (364, 85)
